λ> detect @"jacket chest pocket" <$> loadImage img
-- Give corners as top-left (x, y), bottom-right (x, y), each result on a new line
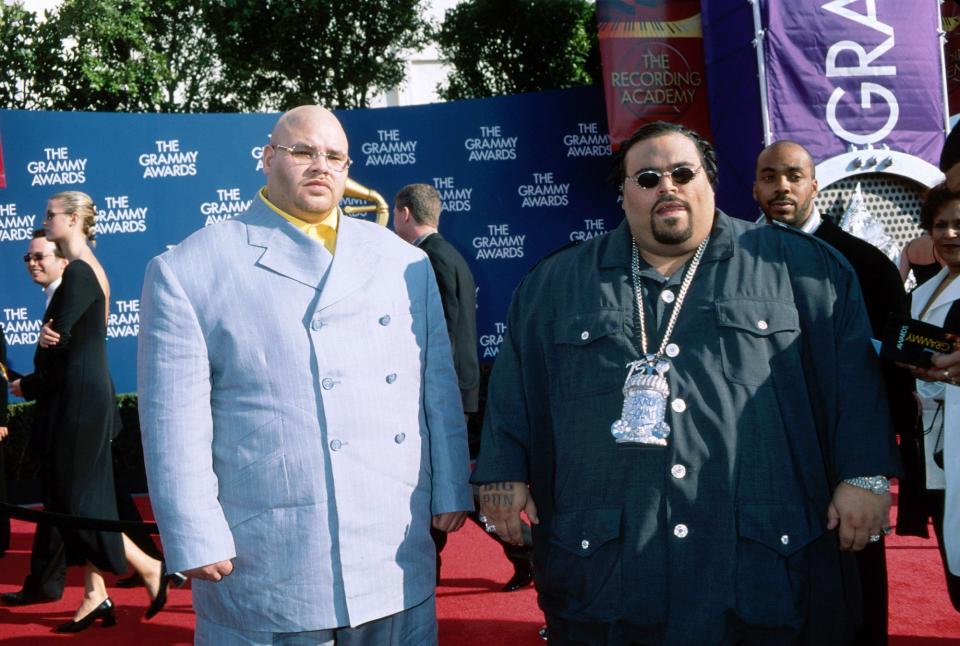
top-left (715, 298), bottom-right (800, 386)
top-left (551, 309), bottom-right (630, 399)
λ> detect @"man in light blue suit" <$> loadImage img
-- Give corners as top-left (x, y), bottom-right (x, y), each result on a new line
top-left (137, 106), bottom-right (472, 645)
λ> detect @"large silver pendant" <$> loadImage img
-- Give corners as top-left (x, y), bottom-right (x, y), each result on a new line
top-left (610, 357), bottom-right (671, 446)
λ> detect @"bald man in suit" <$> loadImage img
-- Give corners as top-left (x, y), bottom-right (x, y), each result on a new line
top-left (139, 106), bottom-right (472, 645)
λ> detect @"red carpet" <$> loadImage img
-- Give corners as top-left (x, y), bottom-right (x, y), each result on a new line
top-left (0, 498), bottom-right (958, 644)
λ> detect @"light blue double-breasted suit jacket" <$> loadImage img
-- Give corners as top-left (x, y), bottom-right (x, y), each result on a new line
top-left (137, 196), bottom-right (473, 631)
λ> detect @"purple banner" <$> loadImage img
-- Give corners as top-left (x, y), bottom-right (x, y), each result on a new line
top-left (762, 1), bottom-right (945, 164)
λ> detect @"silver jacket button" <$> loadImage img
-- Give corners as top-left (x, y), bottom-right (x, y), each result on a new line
top-left (673, 523), bottom-right (689, 538)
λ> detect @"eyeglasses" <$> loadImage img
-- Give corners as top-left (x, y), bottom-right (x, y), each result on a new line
top-left (271, 144), bottom-right (352, 171)
top-left (23, 253), bottom-right (52, 263)
top-left (625, 166), bottom-right (702, 190)
top-left (45, 210), bottom-right (67, 221)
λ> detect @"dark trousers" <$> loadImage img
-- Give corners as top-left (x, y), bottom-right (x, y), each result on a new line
top-left (0, 443), bottom-right (9, 554)
top-left (851, 539), bottom-right (888, 646)
top-left (20, 481), bottom-right (67, 600)
top-left (929, 489), bottom-right (960, 611)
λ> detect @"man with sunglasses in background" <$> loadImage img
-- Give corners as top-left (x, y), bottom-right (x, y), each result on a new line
top-left (474, 121), bottom-right (900, 644)
top-left (138, 106), bottom-right (472, 645)
top-left (2, 231), bottom-right (68, 607)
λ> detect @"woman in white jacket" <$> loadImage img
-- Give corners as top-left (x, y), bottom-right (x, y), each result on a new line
top-left (908, 181), bottom-right (960, 611)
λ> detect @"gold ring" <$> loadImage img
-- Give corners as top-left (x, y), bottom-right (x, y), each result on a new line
top-left (946, 369), bottom-right (952, 380)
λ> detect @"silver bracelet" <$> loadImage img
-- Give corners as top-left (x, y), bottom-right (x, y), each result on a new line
top-left (843, 475), bottom-right (889, 495)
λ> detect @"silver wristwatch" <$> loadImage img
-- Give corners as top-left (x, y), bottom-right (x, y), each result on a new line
top-left (843, 475), bottom-right (890, 495)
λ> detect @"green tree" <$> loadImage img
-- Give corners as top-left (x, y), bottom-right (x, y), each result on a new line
top-left (36, 0), bottom-right (221, 112)
top-left (0, 3), bottom-right (58, 109)
top-left (437, 0), bottom-right (600, 100)
top-left (202, 0), bottom-right (431, 111)
top-left (37, 0), bottom-right (168, 111)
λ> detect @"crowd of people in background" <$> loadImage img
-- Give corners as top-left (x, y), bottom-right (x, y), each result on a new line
top-left (0, 109), bottom-right (957, 645)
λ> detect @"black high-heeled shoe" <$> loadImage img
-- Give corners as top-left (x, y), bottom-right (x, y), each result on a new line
top-left (144, 563), bottom-right (174, 620)
top-left (54, 597), bottom-right (116, 633)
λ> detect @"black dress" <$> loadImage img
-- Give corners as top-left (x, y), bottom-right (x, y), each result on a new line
top-left (20, 260), bottom-right (125, 573)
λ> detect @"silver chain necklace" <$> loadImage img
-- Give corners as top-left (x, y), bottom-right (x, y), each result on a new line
top-left (610, 234), bottom-right (710, 445)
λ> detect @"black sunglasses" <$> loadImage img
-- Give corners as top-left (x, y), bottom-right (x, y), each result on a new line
top-left (23, 253), bottom-right (51, 263)
top-left (626, 166), bottom-right (702, 190)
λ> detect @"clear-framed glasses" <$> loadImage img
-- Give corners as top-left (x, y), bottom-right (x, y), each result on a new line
top-left (625, 165), bottom-right (702, 190)
top-left (23, 252), bottom-right (51, 263)
top-left (271, 144), bottom-right (352, 172)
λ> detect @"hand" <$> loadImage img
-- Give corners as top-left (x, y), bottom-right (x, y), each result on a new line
top-left (182, 560), bottom-right (234, 582)
top-left (904, 349), bottom-right (960, 385)
top-left (0, 427), bottom-right (7, 442)
top-left (8, 379), bottom-right (21, 398)
top-left (478, 481), bottom-right (539, 546)
top-left (826, 482), bottom-right (891, 551)
top-left (38, 320), bottom-right (60, 348)
top-left (432, 511), bottom-right (468, 533)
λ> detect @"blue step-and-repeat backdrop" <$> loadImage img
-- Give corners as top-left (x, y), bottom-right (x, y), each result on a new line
top-left (0, 86), bottom-right (621, 396)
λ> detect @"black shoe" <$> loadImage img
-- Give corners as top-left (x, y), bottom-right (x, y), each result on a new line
top-left (116, 574), bottom-right (144, 588)
top-left (54, 597), bottom-right (116, 633)
top-left (144, 564), bottom-right (175, 620)
top-left (1, 590), bottom-right (60, 606)
top-left (502, 566), bottom-right (534, 592)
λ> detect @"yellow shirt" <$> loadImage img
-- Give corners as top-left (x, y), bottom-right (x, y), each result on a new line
top-left (259, 187), bottom-right (338, 255)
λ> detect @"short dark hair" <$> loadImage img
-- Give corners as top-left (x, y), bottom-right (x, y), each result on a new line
top-left (920, 181), bottom-right (960, 231)
top-left (31, 229), bottom-right (65, 258)
top-left (610, 121), bottom-right (718, 190)
top-left (394, 183), bottom-right (441, 227)
top-left (757, 140), bottom-right (817, 179)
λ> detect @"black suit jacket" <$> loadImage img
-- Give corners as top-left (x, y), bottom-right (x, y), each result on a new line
top-left (0, 328), bottom-right (7, 426)
top-left (815, 219), bottom-right (923, 533)
top-left (418, 233), bottom-right (480, 413)
top-left (815, 218), bottom-right (907, 337)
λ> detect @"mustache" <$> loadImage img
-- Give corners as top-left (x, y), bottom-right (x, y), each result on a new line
top-left (653, 195), bottom-right (690, 211)
top-left (769, 192), bottom-right (796, 206)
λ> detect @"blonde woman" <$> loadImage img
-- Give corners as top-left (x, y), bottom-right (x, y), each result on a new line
top-left (10, 191), bottom-right (170, 631)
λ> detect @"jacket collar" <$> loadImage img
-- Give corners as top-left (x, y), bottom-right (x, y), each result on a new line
top-left (913, 266), bottom-right (960, 319)
top-left (243, 200), bottom-right (379, 308)
top-left (244, 198), bottom-right (333, 290)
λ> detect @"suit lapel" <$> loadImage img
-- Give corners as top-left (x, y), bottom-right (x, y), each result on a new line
top-left (316, 215), bottom-right (380, 311)
top-left (914, 267), bottom-right (955, 320)
top-left (244, 199), bottom-right (333, 290)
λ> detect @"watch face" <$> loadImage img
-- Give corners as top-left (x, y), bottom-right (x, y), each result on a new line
top-left (870, 478), bottom-right (889, 494)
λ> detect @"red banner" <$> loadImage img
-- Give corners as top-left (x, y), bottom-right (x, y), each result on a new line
top-left (597, 0), bottom-right (712, 149)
